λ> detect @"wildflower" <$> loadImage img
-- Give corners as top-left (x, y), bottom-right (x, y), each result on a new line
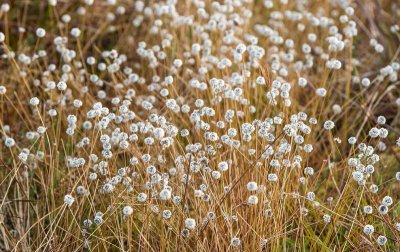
top-left (64, 194), bottom-right (75, 207)
top-left (363, 206), bottom-right (373, 214)
top-left (37, 126), bottom-right (46, 134)
top-left (368, 127), bottom-right (380, 138)
top-left (306, 192), bottom-right (315, 201)
top-left (18, 152), bottom-right (28, 162)
top-left (332, 104), bottom-right (342, 114)
top-left (370, 184), bottom-right (379, 193)
top-left (83, 219), bottom-right (92, 228)
top-left (184, 218), bottom-right (196, 230)
top-left (4, 137), bottom-right (15, 147)
top-left (248, 195), bottom-right (259, 205)
top-left (323, 120), bottom-right (335, 130)
top-left (102, 183), bottom-right (114, 193)
top-left (29, 97), bottom-right (40, 106)
top-left (352, 171), bottom-right (363, 182)
top-left (396, 172), bottom-right (400, 181)
top-left (363, 224), bottom-right (374, 236)
top-left (137, 193), bottom-right (148, 202)
top-left (378, 205), bottom-right (388, 215)
top-left (1, 3), bottom-right (10, 12)
top-left (361, 78), bottom-right (371, 87)
top-left (381, 196), bottom-right (393, 206)
top-left (247, 182), bottom-right (258, 191)
top-left (162, 210), bottom-right (172, 219)
top-left (76, 186), bottom-right (86, 195)
top-left (48, 0), bottom-right (57, 6)
top-left (73, 99), bottom-right (83, 108)
top-left (94, 215), bottom-right (103, 225)
top-left (268, 173), bottom-right (278, 182)
top-left (36, 28), bottom-right (46, 38)
top-left (264, 209), bottom-right (273, 217)
top-left (218, 161), bottom-right (229, 172)
top-left (0, 86), bottom-right (6, 94)
top-left (376, 236), bottom-right (387, 246)
top-left (123, 206), bottom-right (133, 216)
top-left (230, 237), bottom-right (241, 247)
top-left (71, 27), bottom-right (81, 37)
top-left (48, 109), bottom-right (57, 117)
top-left (298, 77), bottom-right (307, 87)
top-left (348, 137), bottom-right (357, 145)
top-left (323, 214), bottom-right (331, 223)
top-left (316, 88), bottom-right (327, 97)
top-left (304, 167), bottom-right (314, 176)
top-left (159, 188), bottom-right (172, 201)
top-left (211, 171), bottom-right (221, 180)
top-left (57, 81), bottom-right (67, 91)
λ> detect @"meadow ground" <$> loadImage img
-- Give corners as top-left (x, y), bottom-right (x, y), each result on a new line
top-left (0, 0), bottom-right (399, 251)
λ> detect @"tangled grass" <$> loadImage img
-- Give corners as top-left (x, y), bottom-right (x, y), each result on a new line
top-left (0, 0), bottom-right (399, 251)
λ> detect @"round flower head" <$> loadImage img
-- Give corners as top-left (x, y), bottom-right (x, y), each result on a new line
top-left (376, 116), bottom-right (386, 125)
top-left (316, 88), bottom-right (327, 97)
top-left (230, 237), bottom-right (241, 247)
top-left (48, 109), bottom-right (57, 117)
top-left (83, 219), bottom-right (92, 228)
top-left (395, 223), bottom-right (400, 232)
top-left (378, 204), bottom-right (388, 215)
top-left (57, 81), bottom-right (67, 91)
top-left (247, 195), bottom-right (259, 205)
top-left (376, 235), bottom-right (387, 246)
top-left (332, 104), bottom-right (342, 114)
top-left (352, 171), bottom-right (363, 182)
top-left (348, 137), bottom-right (357, 145)
top-left (36, 28), bottom-right (46, 38)
top-left (159, 188), bottom-right (172, 201)
top-left (298, 77), bottom-right (307, 87)
top-left (137, 192), bottom-right (148, 202)
top-left (211, 171), bottom-right (221, 180)
top-left (184, 218), bottom-right (196, 230)
top-left (94, 215), bottom-right (103, 225)
top-left (268, 173), bottom-right (278, 182)
top-left (70, 27), bottom-right (81, 37)
top-left (368, 127), bottom-right (380, 138)
top-left (370, 184), bottom-right (378, 193)
top-left (76, 185), bottom-right (86, 195)
top-left (162, 210), bottom-right (172, 219)
top-left (218, 161), bottom-right (229, 172)
top-left (322, 214), bottom-right (331, 223)
top-left (61, 14), bottom-right (71, 23)
top-left (4, 137), bottom-right (15, 148)
top-left (48, 0), bottom-right (57, 6)
top-left (396, 172), bottom-right (400, 181)
top-left (363, 205), bottom-right (373, 214)
top-left (361, 78), bottom-right (371, 87)
top-left (381, 196), bottom-right (393, 206)
top-left (246, 181), bottom-right (258, 191)
top-left (324, 120), bottom-right (335, 130)
top-left (123, 206), bottom-right (133, 216)
top-left (256, 76), bottom-right (266, 85)
top-left (264, 209), bottom-right (273, 217)
top-left (29, 97), bottom-right (40, 106)
top-left (64, 194), bottom-right (75, 207)
top-left (0, 85), bottom-right (6, 94)
top-left (363, 224), bottom-right (374, 235)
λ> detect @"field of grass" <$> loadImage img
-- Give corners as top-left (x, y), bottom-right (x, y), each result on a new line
top-left (0, 0), bottom-right (399, 251)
